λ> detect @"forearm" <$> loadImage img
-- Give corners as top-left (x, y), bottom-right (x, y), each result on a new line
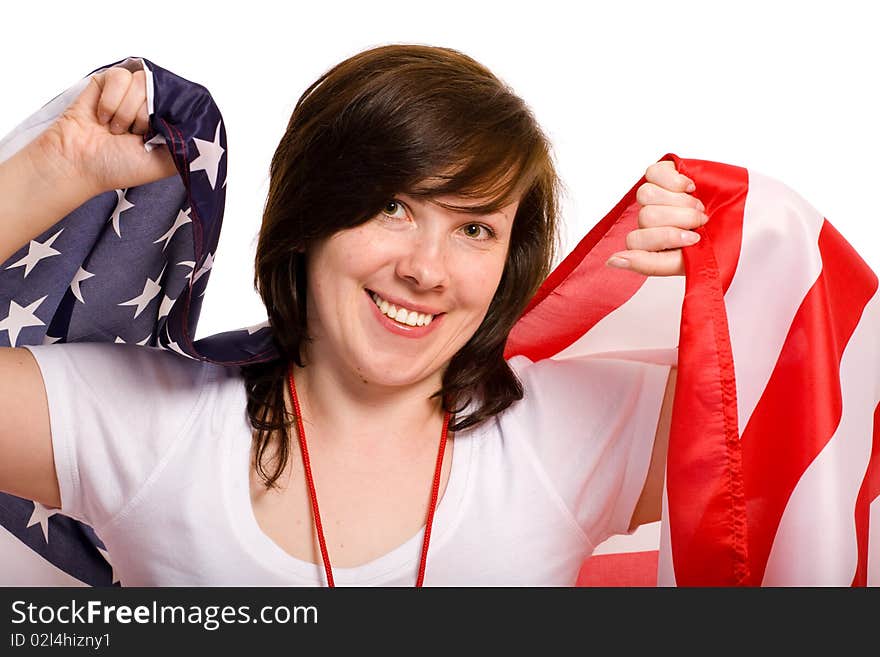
top-left (0, 139), bottom-right (99, 265)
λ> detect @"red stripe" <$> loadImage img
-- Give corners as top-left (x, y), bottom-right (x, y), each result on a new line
top-left (739, 221), bottom-right (878, 584)
top-left (667, 217), bottom-right (749, 585)
top-left (661, 158), bottom-right (751, 585)
top-left (576, 551), bottom-right (659, 587)
top-left (852, 399), bottom-right (880, 586)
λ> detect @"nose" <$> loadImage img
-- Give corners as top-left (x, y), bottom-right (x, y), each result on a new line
top-left (394, 229), bottom-right (450, 291)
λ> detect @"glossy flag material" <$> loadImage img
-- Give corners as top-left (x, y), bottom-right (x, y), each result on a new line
top-left (1, 57), bottom-right (877, 586)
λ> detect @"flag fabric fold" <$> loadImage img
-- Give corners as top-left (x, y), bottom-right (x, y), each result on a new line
top-left (1, 57), bottom-right (877, 586)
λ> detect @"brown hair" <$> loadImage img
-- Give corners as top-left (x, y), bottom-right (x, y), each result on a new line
top-left (242, 44), bottom-right (561, 489)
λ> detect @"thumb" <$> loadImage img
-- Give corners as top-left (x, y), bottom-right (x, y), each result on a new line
top-left (66, 73), bottom-right (105, 120)
top-left (115, 131), bottom-right (178, 186)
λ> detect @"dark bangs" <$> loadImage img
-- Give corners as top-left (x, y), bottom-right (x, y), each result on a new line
top-left (282, 45), bottom-right (549, 235)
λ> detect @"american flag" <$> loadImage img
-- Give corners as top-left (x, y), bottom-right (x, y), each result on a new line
top-left (507, 156), bottom-right (880, 586)
top-left (1, 57), bottom-right (877, 586)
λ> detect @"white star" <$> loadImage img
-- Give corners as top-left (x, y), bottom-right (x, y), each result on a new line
top-left (96, 546), bottom-right (121, 586)
top-left (162, 321), bottom-right (191, 358)
top-left (191, 252), bottom-right (215, 286)
top-left (0, 296), bottom-right (48, 347)
top-left (43, 333), bottom-right (63, 345)
top-left (69, 266), bottom-right (96, 303)
top-left (154, 207), bottom-right (192, 252)
top-left (112, 334), bottom-right (151, 346)
top-left (27, 502), bottom-right (59, 544)
top-left (4, 229), bottom-right (63, 278)
top-left (158, 294), bottom-right (176, 322)
top-left (190, 121), bottom-right (225, 189)
top-left (109, 189), bottom-right (135, 238)
top-left (117, 263), bottom-right (166, 319)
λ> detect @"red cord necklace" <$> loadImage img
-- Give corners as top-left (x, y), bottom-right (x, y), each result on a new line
top-left (286, 363), bottom-right (451, 587)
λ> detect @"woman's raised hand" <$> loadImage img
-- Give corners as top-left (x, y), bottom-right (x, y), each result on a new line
top-left (31, 65), bottom-right (177, 196)
top-left (605, 160), bottom-right (707, 276)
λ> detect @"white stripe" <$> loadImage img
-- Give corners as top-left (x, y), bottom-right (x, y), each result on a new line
top-left (725, 171), bottom-right (825, 436)
top-left (763, 287), bottom-right (880, 585)
top-left (554, 274), bottom-right (684, 364)
top-left (141, 58), bottom-right (155, 118)
top-left (0, 525), bottom-right (86, 586)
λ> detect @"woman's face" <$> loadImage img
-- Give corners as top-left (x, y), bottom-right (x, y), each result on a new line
top-left (304, 192), bottom-right (518, 390)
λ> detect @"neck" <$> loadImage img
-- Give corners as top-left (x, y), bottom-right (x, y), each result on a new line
top-left (288, 349), bottom-right (447, 452)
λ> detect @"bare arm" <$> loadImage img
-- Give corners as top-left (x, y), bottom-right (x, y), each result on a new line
top-left (0, 139), bottom-right (100, 265)
top-left (0, 347), bottom-right (59, 508)
top-left (629, 365), bottom-right (676, 531)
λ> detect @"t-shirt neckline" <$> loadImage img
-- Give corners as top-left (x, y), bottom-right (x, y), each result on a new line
top-left (223, 376), bottom-right (476, 585)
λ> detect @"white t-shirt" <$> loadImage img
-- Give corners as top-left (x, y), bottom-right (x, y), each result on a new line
top-left (23, 341), bottom-right (670, 586)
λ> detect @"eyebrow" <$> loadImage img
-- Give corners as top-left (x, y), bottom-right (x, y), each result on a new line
top-left (398, 192), bottom-right (511, 217)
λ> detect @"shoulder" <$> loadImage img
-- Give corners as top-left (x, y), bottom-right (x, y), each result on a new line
top-left (25, 341), bottom-right (226, 388)
top-left (23, 341), bottom-right (237, 441)
top-left (504, 354), bottom-right (668, 420)
top-left (20, 342), bottom-right (240, 528)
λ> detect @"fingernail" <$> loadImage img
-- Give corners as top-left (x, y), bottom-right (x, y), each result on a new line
top-left (686, 180), bottom-right (696, 193)
top-left (696, 199), bottom-right (705, 212)
top-left (681, 231), bottom-right (700, 244)
top-left (99, 112), bottom-right (111, 125)
top-left (606, 256), bottom-right (630, 269)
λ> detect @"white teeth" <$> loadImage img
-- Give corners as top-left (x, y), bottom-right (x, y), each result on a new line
top-left (370, 291), bottom-right (436, 327)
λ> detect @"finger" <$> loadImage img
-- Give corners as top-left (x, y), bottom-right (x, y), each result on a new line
top-left (131, 100), bottom-right (150, 136)
top-left (605, 249), bottom-right (684, 277)
top-left (625, 226), bottom-right (701, 252)
top-left (645, 160), bottom-right (695, 193)
top-left (638, 204), bottom-right (708, 230)
top-left (95, 67), bottom-right (133, 126)
top-left (109, 70), bottom-right (147, 135)
top-left (636, 182), bottom-right (705, 212)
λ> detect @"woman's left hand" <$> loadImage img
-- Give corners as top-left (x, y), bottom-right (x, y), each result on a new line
top-left (605, 160), bottom-right (708, 276)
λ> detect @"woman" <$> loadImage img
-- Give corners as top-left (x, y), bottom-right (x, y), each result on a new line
top-left (0, 45), bottom-right (706, 585)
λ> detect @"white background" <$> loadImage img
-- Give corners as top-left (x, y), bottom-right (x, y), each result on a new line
top-left (2, 0), bottom-right (877, 340)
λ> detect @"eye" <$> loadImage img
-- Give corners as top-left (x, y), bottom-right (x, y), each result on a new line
top-left (460, 222), bottom-right (496, 241)
top-left (380, 199), bottom-right (408, 220)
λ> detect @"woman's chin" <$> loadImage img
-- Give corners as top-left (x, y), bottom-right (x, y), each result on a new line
top-left (352, 359), bottom-right (443, 390)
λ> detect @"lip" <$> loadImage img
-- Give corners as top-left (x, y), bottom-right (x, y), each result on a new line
top-left (364, 289), bottom-right (445, 339)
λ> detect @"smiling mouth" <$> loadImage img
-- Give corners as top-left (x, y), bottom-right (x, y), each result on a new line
top-left (367, 290), bottom-right (438, 327)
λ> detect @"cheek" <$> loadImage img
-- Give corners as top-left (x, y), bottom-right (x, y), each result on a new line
top-left (311, 227), bottom-right (388, 289)
top-left (454, 252), bottom-right (508, 312)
